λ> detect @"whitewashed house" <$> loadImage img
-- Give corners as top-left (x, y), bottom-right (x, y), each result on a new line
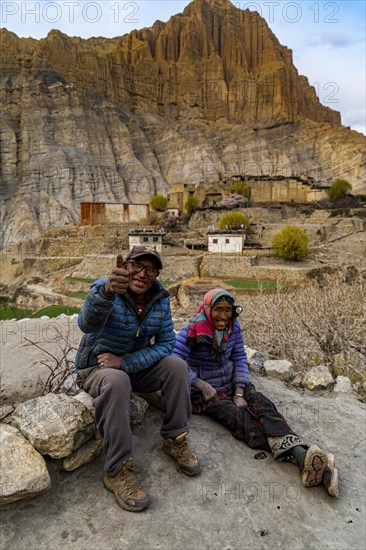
top-left (128, 229), bottom-right (166, 253)
top-left (207, 230), bottom-right (246, 254)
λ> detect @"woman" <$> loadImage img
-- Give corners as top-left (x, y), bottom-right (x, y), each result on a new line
top-left (172, 288), bottom-right (338, 497)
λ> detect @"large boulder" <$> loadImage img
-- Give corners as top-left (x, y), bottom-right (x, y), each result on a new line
top-left (0, 424), bottom-right (51, 506)
top-left (10, 393), bottom-right (95, 459)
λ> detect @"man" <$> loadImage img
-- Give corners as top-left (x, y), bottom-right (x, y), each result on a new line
top-left (76, 245), bottom-right (200, 512)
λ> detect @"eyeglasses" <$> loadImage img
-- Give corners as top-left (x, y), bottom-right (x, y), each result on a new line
top-left (128, 261), bottom-right (159, 277)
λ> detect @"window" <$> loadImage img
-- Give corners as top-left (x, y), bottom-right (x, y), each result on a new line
top-left (213, 239), bottom-right (218, 244)
top-left (153, 237), bottom-right (158, 242)
top-left (225, 238), bottom-right (230, 244)
top-left (143, 236), bottom-right (149, 242)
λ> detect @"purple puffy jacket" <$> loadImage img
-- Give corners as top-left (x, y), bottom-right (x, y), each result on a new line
top-left (172, 320), bottom-right (250, 395)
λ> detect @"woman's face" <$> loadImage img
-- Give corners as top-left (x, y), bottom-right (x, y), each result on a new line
top-left (211, 302), bottom-right (233, 330)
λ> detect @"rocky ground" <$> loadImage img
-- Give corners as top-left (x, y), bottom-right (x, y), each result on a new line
top-left (0, 375), bottom-right (365, 550)
top-left (0, 317), bottom-right (365, 549)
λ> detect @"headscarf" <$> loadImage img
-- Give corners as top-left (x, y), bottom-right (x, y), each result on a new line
top-left (187, 288), bottom-right (235, 352)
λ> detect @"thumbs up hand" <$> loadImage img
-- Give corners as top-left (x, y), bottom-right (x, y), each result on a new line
top-left (104, 254), bottom-right (129, 295)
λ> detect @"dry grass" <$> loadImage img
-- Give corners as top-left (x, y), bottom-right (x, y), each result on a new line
top-left (241, 269), bottom-right (365, 383)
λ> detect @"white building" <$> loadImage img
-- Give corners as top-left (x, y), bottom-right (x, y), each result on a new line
top-left (128, 229), bottom-right (166, 253)
top-left (207, 231), bottom-right (246, 254)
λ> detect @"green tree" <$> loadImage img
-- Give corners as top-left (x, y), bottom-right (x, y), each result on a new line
top-left (184, 195), bottom-right (198, 215)
top-left (272, 226), bottom-right (309, 261)
top-left (150, 194), bottom-right (168, 211)
top-left (219, 212), bottom-right (249, 230)
top-left (227, 181), bottom-right (251, 199)
top-left (327, 179), bottom-right (352, 200)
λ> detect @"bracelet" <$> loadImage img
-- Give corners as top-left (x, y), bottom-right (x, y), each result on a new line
top-left (234, 394), bottom-right (243, 398)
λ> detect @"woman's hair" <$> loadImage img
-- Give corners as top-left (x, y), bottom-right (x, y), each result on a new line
top-left (212, 295), bottom-right (234, 306)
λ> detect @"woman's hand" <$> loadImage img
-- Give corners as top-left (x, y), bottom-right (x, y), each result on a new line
top-left (195, 379), bottom-right (217, 402)
top-left (97, 353), bottom-right (122, 369)
top-left (233, 395), bottom-right (248, 409)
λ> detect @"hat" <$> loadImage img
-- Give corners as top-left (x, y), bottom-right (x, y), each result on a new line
top-left (126, 245), bottom-right (163, 270)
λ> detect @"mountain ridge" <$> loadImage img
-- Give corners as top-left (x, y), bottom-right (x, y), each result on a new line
top-left (0, 0), bottom-right (365, 244)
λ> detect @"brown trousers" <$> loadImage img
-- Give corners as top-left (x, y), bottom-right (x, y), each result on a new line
top-left (78, 356), bottom-right (191, 475)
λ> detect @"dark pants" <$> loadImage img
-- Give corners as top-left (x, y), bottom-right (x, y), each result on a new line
top-left (197, 383), bottom-right (304, 459)
top-left (79, 356), bottom-right (191, 475)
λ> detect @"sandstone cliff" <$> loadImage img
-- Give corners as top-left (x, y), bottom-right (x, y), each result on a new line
top-left (0, 0), bottom-right (365, 243)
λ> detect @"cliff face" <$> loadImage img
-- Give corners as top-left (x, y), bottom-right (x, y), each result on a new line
top-left (0, 0), bottom-right (365, 243)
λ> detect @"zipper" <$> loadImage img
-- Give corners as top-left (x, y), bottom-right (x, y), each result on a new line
top-left (121, 283), bottom-right (169, 338)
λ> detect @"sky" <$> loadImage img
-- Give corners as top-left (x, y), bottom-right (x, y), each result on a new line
top-left (1, 0), bottom-right (365, 134)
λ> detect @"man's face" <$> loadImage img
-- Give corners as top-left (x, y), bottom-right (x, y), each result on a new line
top-left (126, 258), bottom-right (159, 294)
top-left (211, 302), bottom-right (233, 330)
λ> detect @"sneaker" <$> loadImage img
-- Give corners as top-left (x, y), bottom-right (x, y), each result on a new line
top-left (301, 444), bottom-right (339, 497)
top-left (103, 458), bottom-right (151, 512)
top-left (163, 432), bottom-right (201, 476)
top-left (323, 454), bottom-right (339, 498)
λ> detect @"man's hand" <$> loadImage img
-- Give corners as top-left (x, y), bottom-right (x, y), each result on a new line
top-left (104, 254), bottom-right (129, 295)
top-left (97, 353), bottom-right (122, 369)
top-left (195, 378), bottom-right (217, 402)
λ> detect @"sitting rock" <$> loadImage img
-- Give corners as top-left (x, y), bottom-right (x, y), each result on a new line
top-left (61, 434), bottom-right (104, 471)
top-left (10, 393), bottom-right (95, 459)
top-left (0, 424), bottom-right (51, 506)
top-left (137, 391), bottom-right (162, 410)
top-left (130, 393), bottom-right (149, 424)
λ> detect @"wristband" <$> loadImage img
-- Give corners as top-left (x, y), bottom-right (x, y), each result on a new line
top-left (234, 394), bottom-right (243, 398)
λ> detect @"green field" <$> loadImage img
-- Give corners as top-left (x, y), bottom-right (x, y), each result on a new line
top-left (161, 281), bottom-right (176, 288)
top-left (64, 291), bottom-right (89, 300)
top-left (224, 279), bottom-right (283, 290)
top-left (65, 276), bottom-right (95, 284)
top-left (0, 305), bottom-right (81, 320)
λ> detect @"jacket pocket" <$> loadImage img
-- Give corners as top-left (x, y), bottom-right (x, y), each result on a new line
top-left (76, 335), bottom-right (96, 370)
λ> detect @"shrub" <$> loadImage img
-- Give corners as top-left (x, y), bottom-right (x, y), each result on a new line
top-left (150, 194), bottom-right (168, 211)
top-left (327, 179), bottom-right (352, 200)
top-left (220, 194), bottom-right (249, 209)
top-left (218, 212), bottom-right (249, 230)
top-left (184, 195), bottom-right (198, 215)
top-left (228, 181), bottom-right (251, 199)
top-left (241, 270), bottom-right (365, 382)
top-left (272, 226), bottom-right (309, 261)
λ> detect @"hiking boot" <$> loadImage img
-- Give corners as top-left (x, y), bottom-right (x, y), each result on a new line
top-left (103, 458), bottom-right (151, 512)
top-left (301, 444), bottom-right (339, 497)
top-left (163, 432), bottom-right (201, 476)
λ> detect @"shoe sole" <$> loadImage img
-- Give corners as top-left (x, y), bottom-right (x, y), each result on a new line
top-left (103, 477), bottom-right (151, 512)
top-left (325, 454), bottom-right (339, 498)
top-left (302, 445), bottom-right (338, 496)
top-left (162, 448), bottom-right (201, 477)
top-left (302, 445), bottom-right (327, 487)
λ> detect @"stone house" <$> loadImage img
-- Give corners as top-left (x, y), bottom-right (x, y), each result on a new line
top-left (80, 202), bottom-right (150, 225)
